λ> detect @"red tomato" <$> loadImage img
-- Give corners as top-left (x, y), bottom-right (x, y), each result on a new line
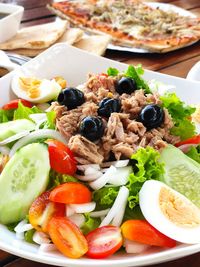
top-left (46, 139), bottom-right (77, 175)
top-left (29, 191), bottom-right (65, 233)
top-left (2, 99), bottom-right (33, 110)
top-left (175, 135), bottom-right (200, 147)
top-left (121, 220), bottom-right (176, 248)
top-left (48, 216), bottom-right (88, 258)
top-left (49, 182), bottom-right (92, 204)
top-left (86, 226), bottom-right (123, 259)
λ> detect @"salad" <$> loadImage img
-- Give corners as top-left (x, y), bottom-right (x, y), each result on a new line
top-left (0, 65), bottom-right (200, 259)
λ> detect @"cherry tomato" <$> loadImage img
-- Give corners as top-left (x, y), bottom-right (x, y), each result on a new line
top-left (29, 191), bottom-right (65, 233)
top-left (46, 139), bottom-right (77, 175)
top-left (48, 216), bottom-right (88, 258)
top-left (121, 220), bottom-right (176, 248)
top-left (86, 226), bottom-right (123, 259)
top-left (175, 135), bottom-right (200, 147)
top-left (2, 99), bottom-right (33, 110)
top-left (49, 182), bottom-right (92, 204)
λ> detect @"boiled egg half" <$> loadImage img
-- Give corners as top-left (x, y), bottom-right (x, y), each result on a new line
top-left (139, 180), bottom-right (200, 244)
top-left (11, 73), bottom-right (62, 103)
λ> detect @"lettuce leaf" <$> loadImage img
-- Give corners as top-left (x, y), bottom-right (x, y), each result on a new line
top-left (24, 229), bottom-right (35, 244)
top-left (186, 145), bottom-right (200, 164)
top-left (93, 147), bottom-right (164, 210)
top-left (81, 214), bottom-right (101, 235)
top-left (160, 93), bottom-right (196, 140)
top-left (125, 65), bottom-right (151, 93)
top-left (127, 146), bottom-right (164, 209)
top-left (41, 111), bottom-right (56, 130)
top-left (107, 67), bottom-right (119, 76)
top-left (0, 109), bottom-right (15, 123)
top-left (14, 102), bottom-right (42, 120)
top-left (48, 170), bottom-right (78, 190)
top-left (107, 65), bottom-right (151, 93)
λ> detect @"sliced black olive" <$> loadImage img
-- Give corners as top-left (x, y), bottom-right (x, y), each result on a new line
top-left (98, 98), bottom-right (121, 118)
top-left (79, 116), bottom-right (104, 141)
top-left (57, 87), bottom-right (85, 110)
top-left (139, 104), bottom-right (164, 130)
top-left (115, 77), bottom-right (137, 95)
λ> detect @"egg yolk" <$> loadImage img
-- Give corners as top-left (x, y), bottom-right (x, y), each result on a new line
top-left (159, 187), bottom-right (200, 228)
top-left (19, 77), bottom-right (41, 99)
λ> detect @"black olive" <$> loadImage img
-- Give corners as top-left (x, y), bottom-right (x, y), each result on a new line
top-left (98, 98), bottom-right (121, 118)
top-left (79, 116), bottom-right (104, 141)
top-left (115, 77), bottom-right (137, 95)
top-left (57, 87), bottom-right (85, 110)
top-left (139, 104), bottom-right (164, 130)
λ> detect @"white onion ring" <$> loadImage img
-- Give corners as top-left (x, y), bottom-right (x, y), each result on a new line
top-left (124, 239), bottom-right (150, 254)
top-left (90, 209), bottom-right (110, 218)
top-left (69, 202), bottom-right (96, 213)
top-left (0, 131), bottom-right (30, 146)
top-left (101, 160), bottom-right (129, 168)
top-left (9, 129), bottom-right (67, 157)
top-left (178, 143), bottom-right (198, 153)
top-left (0, 146), bottom-right (10, 155)
top-left (33, 231), bottom-right (50, 245)
top-left (75, 171), bottom-right (103, 182)
top-left (39, 244), bottom-right (57, 253)
top-left (68, 214), bottom-right (85, 228)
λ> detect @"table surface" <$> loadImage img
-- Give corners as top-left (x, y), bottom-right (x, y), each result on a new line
top-left (0, 0), bottom-right (200, 266)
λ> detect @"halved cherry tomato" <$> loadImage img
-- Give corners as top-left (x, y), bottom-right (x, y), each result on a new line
top-left (175, 135), bottom-right (200, 147)
top-left (29, 191), bottom-right (65, 233)
top-left (48, 216), bottom-right (88, 258)
top-left (49, 182), bottom-right (92, 204)
top-left (121, 220), bottom-right (176, 248)
top-left (2, 99), bottom-right (33, 110)
top-left (46, 139), bottom-right (77, 175)
top-left (85, 226), bottom-right (122, 259)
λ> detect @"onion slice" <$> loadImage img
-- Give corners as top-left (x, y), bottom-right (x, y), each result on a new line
top-left (124, 239), bottom-right (150, 254)
top-left (33, 231), bottom-right (50, 245)
top-left (39, 244), bottom-right (57, 253)
top-left (0, 130), bottom-right (30, 145)
top-left (89, 166), bottom-right (117, 190)
top-left (90, 209), bottom-right (110, 218)
top-left (9, 129), bottom-right (67, 157)
top-left (0, 146), bottom-right (10, 155)
top-left (69, 202), bottom-right (96, 213)
top-left (178, 143), bottom-right (198, 153)
top-left (75, 171), bottom-right (102, 182)
top-left (100, 186), bottom-right (129, 227)
top-left (68, 214), bottom-right (85, 228)
top-left (14, 220), bottom-right (33, 233)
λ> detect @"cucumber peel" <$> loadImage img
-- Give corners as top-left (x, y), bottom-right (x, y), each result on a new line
top-left (0, 143), bottom-right (50, 224)
top-left (160, 145), bottom-right (200, 208)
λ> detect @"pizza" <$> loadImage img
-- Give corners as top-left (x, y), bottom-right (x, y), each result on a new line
top-left (48, 0), bottom-right (200, 53)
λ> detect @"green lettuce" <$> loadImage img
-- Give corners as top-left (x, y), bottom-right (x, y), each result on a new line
top-left (24, 229), bottom-right (35, 244)
top-left (0, 109), bottom-right (15, 123)
top-left (107, 65), bottom-right (151, 93)
top-left (127, 146), bottom-right (164, 209)
top-left (41, 111), bottom-right (56, 130)
top-left (14, 102), bottom-right (42, 120)
top-left (107, 67), bottom-right (119, 76)
top-left (93, 147), bottom-right (164, 210)
top-left (48, 170), bottom-right (78, 189)
top-left (186, 145), bottom-right (200, 164)
top-left (160, 93), bottom-right (196, 140)
top-left (81, 214), bottom-right (100, 235)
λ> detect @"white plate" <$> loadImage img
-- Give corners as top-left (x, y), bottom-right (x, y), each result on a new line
top-left (187, 61), bottom-right (200, 82)
top-left (107, 2), bottom-right (197, 53)
top-left (0, 44), bottom-right (200, 266)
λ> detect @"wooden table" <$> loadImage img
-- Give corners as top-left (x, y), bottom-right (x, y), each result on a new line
top-left (0, 0), bottom-right (200, 266)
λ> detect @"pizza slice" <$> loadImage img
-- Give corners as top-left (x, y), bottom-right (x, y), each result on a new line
top-left (48, 0), bottom-right (200, 53)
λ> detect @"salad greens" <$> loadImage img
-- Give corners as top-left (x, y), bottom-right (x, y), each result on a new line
top-left (0, 109), bottom-right (14, 123)
top-left (161, 92), bottom-right (196, 140)
top-left (42, 111), bottom-right (56, 130)
top-left (24, 229), bottom-right (35, 244)
top-left (14, 102), bottom-right (42, 121)
top-left (93, 147), bottom-right (164, 212)
top-left (186, 145), bottom-right (200, 164)
top-left (48, 170), bottom-right (78, 189)
top-left (81, 214), bottom-right (100, 235)
top-left (107, 65), bottom-right (151, 94)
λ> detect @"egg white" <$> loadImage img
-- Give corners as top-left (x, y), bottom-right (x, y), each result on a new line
top-left (11, 72), bottom-right (61, 104)
top-left (139, 180), bottom-right (200, 244)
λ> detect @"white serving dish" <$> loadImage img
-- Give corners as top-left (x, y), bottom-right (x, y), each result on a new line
top-left (0, 43), bottom-right (200, 267)
top-left (0, 3), bottom-right (24, 43)
top-left (187, 61), bottom-right (200, 82)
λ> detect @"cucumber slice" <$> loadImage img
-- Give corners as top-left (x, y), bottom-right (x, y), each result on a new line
top-left (0, 119), bottom-right (35, 141)
top-left (160, 145), bottom-right (200, 208)
top-left (0, 143), bottom-right (50, 224)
